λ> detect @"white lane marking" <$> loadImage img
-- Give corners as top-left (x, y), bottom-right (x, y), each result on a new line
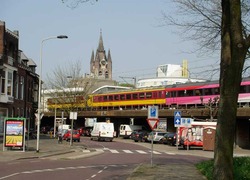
top-left (0, 173), bottom-right (19, 180)
top-left (109, 149), bottom-right (119, 153)
top-left (136, 150), bottom-right (148, 154)
top-left (165, 152), bottom-right (176, 155)
top-left (123, 150), bottom-right (133, 153)
top-left (150, 151), bottom-right (161, 154)
top-left (0, 165), bottom-right (127, 180)
top-left (82, 150), bottom-right (91, 153)
top-left (96, 149), bottom-right (104, 152)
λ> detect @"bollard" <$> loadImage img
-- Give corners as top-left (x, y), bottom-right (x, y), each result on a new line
top-left (50, 131), bottom-right (52, 139)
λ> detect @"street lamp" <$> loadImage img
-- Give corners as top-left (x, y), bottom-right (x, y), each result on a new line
top-left (36, 35), bottom-right (68, 153)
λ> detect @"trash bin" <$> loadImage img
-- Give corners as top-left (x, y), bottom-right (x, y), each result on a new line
top-left (203, 127), bottom-right (216, 151)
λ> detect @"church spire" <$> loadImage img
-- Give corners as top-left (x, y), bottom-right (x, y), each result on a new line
top-left (97, 29), bottom-right (105, 52)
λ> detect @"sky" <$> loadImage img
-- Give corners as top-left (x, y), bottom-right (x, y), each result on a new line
top-left (1, 0), bottom-right (221, 85)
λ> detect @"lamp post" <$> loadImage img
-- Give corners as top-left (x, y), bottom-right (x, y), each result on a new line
top-left (36, 35), bottom-right (68, 153)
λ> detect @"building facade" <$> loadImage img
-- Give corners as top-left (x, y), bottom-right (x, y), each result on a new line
top-left (0, 21), bottom-right (38, 133)
top-left (90, 30), bottom-right (112, 80)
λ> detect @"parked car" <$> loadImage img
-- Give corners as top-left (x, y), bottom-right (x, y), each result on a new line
top-left (63, 130), bottom-right (81, 142)
top-left (119, 124), bottom-right (142, 139)
top-left (166, 132), bottom-right (177, 146)
top-left (147, 131), bottom-right (167, 143)
top-left (159, 132), bottom-right (176, 145)
top-left (131, 130), bottom-right (149, 142)
top-left (77, 127), bottom-right (84, 136)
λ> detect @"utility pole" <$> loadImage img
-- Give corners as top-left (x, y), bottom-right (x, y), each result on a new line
top-left (119, 76), bottom-right (136, 87)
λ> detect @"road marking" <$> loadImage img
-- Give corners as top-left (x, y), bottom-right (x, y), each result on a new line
top-left (96, 149), bottom-right (104, 152)
top-left (150, 151), bottom-right (161, 154)
top-left (0, 165), bottom-right (128, 180)
top-left (82, 150), bottom-right (91, 153)
top-left (136, 150), bottom-right (148, 154)
top-left (123, 150), bottom-right (133, 153)
top-left (109, 149), bottom-right (119, 153)
top-left (165, 152), bottom-right (176, 155)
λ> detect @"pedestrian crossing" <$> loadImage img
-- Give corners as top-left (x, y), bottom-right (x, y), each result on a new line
top-left (82, 148), bottom-right (176, 155)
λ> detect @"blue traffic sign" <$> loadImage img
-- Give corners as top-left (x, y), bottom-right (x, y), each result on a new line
top-left (148, 106), bottom-right (158, 119)
top-left (174, 111), bottom-right (181, 117)
top-left (174, 111), bottom-right (181, 127)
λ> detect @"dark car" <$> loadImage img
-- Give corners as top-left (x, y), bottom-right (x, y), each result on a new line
top-left (131, 130), bottom-right (149, 142)
top-left (160, 132), bottom-right (176, 146)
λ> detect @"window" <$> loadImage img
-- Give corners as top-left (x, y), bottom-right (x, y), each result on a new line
top-left (15, 75), bottom-right (19, 98)
top-left (114, 95), bottom-right (119, 100)
top-left (186, 90), bottom-right (193, 96)
top-left (132, 93), bottom-right (138, 99)
top-left (120, 94), bottom-right (125, 100)
top-left (109, 95), bottom-right (113, 101)
top-left (239, 85), bottom-right (250, 93)
top-left (146, 92), bottom-right (152, 99)
top-left (1, 73), bottom-right (5, 94)
top-left (158, 91), bottom-right (162, 98)
top-left (213, 88), bottom-right (220, 95)
top-left (178, 90), bottom-right (186, 97)
top-left (204, 88), bottom-right (213, 95)
top-left (104, 96), bottom-right (108, 101)
top-left (195, 89), bottom-right (202, 96)
top-left (20, 76), bottom-right (24, 100)
top-left (7, 72), bottom-right (13, 96)
top-left (126, 94), bottom-right (131, 100)
top-left (139, 93), bottom-right (145, 99)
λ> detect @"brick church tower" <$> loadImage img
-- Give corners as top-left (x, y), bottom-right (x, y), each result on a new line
top-left (90, 30), bottom-right (112, 80)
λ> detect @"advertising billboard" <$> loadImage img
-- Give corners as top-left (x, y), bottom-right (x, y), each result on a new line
top-left (4, 118), bottom-right (25, 147)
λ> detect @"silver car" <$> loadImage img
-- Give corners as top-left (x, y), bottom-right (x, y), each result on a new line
top-left (147, 131), bottom-right (167, 143)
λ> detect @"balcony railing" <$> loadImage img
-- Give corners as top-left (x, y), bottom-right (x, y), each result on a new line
top-left (7, 56), bottom-right (14, 66)
top-left (0, 54), bottom-right (15, 66)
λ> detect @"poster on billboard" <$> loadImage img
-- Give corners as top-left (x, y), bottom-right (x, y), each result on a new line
top-left (4, 118), bottom-right (25, 147)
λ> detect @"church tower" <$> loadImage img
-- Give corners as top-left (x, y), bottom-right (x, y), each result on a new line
top-left (90, 30), bottom-right (112, 80)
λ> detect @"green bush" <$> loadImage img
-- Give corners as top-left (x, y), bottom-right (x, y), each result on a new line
top-left (196, 157), bottom-right (250, 180)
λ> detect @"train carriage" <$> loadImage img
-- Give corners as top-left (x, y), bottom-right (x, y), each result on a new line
top-left (165, 78), bottom-right (250, 108)
top-left (87, 87), bottom-right (167, 110)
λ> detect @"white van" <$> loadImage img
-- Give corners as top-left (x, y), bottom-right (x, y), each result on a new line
top-left (119, 124), bottom-right (142, 138)
top-left (90, 122), bottom-right (114, 141)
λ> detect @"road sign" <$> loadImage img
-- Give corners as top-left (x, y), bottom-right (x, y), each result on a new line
top-left (147, 118), bottom-right (159, 130)
top-left (70, 112), bottom-right (78, 120)
top-left (180, 118), bottom-right (193, 127)
top-left (148, 106), bottom-right (158, 119)
top-left (35, 113), bottom-right (44, 120)
top-left (174, 111), bottom-right (181, 127)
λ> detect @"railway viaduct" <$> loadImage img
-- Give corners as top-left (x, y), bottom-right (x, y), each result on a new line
top-left (43, 107), bottom-right (250, 149)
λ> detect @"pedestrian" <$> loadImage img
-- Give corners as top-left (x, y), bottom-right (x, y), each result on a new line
top-left (58, 133), bottom-right (63, 144)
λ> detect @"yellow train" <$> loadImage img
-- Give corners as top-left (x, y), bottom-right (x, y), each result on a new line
top-left (47, 87), bottom-right (167, 111)
top-left (88, 87), bottom-right (166, 110)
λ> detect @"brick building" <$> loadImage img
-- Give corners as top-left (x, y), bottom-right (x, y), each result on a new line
top-left (0, 20), bottom-right (39, 133)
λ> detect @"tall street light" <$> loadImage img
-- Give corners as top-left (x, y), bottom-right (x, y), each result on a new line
top-left (36, 35), bottom-right (68, 153)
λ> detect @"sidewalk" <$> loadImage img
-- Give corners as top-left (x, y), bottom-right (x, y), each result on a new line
top-left (0, 135), bottom-right (250, 180)
top-left (0, 135), bottom-right (99, 162)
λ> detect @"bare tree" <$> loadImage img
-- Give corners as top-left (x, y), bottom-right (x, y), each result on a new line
top-left (45, 60), bottom-right (94, 116)
top-left (163, 0), bottom-right (250, 179)
top-left (62, 0), bottom-right (98, 9)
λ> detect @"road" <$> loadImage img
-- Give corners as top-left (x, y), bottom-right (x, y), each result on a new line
top-left (0, 136), bottom-right (209, 180)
